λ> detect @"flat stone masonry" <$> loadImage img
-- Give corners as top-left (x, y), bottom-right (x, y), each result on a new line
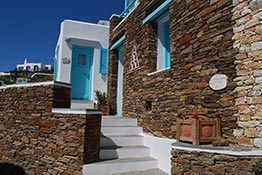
top-left (171, 146), bottom-right (262, 175)
top-left (232, 0), bottom-right (262, 147)
top-left (109, 0), bottom-right (238, 142)
top-left (0, 82), bottom-right (101, 175)
top-left (108, 0), bottom-right (262, 148)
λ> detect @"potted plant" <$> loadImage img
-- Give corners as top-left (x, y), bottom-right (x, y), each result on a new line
top-left (253, 160), bottom-right (262, 175)
top-left (94, 90), bottom-right (108, 115)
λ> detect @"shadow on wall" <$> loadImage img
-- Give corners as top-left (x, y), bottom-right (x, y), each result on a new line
top-left (0, 163), bottom-right (27, 175)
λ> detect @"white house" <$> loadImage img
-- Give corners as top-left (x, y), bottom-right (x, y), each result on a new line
top-left (16, 58), bottom-right (52, 71)
top-left (54, 20), bottom-right (109, 109)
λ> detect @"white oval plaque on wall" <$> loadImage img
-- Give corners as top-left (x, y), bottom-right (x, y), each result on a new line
top-left (209, 74), bottom-right (228, 90)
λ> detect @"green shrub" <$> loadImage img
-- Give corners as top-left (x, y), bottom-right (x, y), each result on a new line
top-left (94, 90), bottom-right (107, 105)
top-left (253, 160), bottom-right (262, 173)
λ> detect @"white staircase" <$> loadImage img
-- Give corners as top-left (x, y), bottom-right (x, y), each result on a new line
top-left (83, 116), bottom-right (160, 175)
top-left (70, 99), bottom-right (94, 109)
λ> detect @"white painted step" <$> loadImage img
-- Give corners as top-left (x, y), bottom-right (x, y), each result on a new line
top-left (102, 117), bottom-right (137, 126)
top-left (83, 157), bottom-right (158, 175)
top-left (100, 135), bottom-right (144, 147)
top-left (108, 168), bottom-right (168, 175)
top-left (71, 99), bottom-right (93, 109)
top-left (100, 145), bottom-right (150, 160)
top-left (101, 126), bottom-right (142, 136)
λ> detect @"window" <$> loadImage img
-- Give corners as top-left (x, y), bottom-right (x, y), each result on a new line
top-left (78, 54), bottom-right (86, 65)
top-left (157, 13), bottom-right (170, 70)
top-left (143, 0), bottom-right (171, 72)
top-left (18, 66), bottom-right (23, 71)
top-left (34, 65), bottom-right (39, 71)
top-left (26, 66), bottom-right (31, 71)
top-left (100, 48), bottom-right (108, 74)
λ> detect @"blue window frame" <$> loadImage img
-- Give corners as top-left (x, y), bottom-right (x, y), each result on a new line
top-left (110, 35), bottom-right (126, 51)
top-left (142, 0), bottom-right (172, 25)
top-left (143, 0), bottom-right (171, 71)
top-left (164, 21), bottom-right (170, 68)
top-left (100, 48), bottom-right (108, 74)
top-left (156, 13), bottom-right (170, 70)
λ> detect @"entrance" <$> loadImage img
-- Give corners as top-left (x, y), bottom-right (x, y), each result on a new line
top-left (71, 45), bottom-right (93, 100)
top-left (117, 46), bottom-right (124, 115)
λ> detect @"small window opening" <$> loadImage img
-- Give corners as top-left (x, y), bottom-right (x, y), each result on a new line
top-left (145, 101), bottom-right (152, 112)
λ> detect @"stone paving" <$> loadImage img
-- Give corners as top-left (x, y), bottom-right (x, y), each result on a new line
top-left (108, 169), bottom-right (168, 175)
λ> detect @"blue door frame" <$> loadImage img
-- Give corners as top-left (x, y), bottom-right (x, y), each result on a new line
top-left (71, 45), bottom-right (94, 100)
top-left (117, 46), bottom-right (124, 115)
top-left (54, 52), bottom-right (58, 81)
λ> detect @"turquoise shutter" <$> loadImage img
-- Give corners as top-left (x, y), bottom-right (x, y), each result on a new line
top-left (100, 48), bottom-right (108, 74)
top-left (164, 22), bottom-right (170, 68)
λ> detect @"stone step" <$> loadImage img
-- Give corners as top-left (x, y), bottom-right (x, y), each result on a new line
top-left (100, 135), bottom-right (144, 147)
top-left (71, 99), bottom-right (93, 109)
top-left (102, 116), bottom-right (137, 126)
top-left (101, 126), bottom-right (143, 136)
top-left (107, 168), bottom-right (169, 175)
top-left (99, 145), bottom-right (150, 160)
top-left (83, 157), bottom-right (158, 175)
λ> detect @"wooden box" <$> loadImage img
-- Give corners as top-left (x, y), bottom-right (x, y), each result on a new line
top-left (176, 111), bottom-right (221, 145)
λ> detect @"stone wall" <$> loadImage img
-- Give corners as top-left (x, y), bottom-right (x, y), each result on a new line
top-left (109, 0), bottom-right (238, 140)
top-left (232, 0), bottom-right (262, 148)
top-left (30, 73), bottom-right (54, 83)
top-left (0, 82), bottom-right (101, 175)
top-left (171, 147), bottom-right (261, 175)
top-left (52, 82), bottom-right (71, 109)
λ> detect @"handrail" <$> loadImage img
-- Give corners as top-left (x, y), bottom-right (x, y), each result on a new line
top-left (120, 0), bottom-right (138, 18)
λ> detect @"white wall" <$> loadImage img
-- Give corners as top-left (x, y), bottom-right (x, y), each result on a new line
top-left (143, 134), bottom-right (176, 174)
top-left (56, 20), bottom-right (109, 100)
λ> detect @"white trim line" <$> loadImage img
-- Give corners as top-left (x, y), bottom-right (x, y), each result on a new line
top-left (31, 73), bottom-right (53, 78)
top-left (63, 19), bottom-right (109, 28)
top-left (65, 36), bottom-right (100, 43)
top-left (0, 81), bottom-right (54, 90)
top-left (110, 14), bottom-right (121, 21)
top-left (52, 108), bottom-right (102, 115)
top-left (147, 67), bottom-right (170, 76)
top-left (173, 145), bottom-right (262, 156)
top-left (54, 81), bottom-right (71, 88)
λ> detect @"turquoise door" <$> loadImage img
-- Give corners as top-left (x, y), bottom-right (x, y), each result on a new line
top-left (71, 45), bottom-right (93, 100)
top-left (117, 46), bottom-right (124, 115)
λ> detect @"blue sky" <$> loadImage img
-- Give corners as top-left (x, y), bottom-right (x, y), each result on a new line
top-left (0, 1), bottom-right (124, 72)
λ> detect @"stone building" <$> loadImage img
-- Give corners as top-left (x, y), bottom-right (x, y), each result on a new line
top-left (108, 0), bottom-right (262, 149)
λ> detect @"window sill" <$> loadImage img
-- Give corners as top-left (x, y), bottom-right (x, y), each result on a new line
top-left (147, 67), bottom-right (170, 76)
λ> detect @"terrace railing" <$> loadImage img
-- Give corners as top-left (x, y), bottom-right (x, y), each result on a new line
top-left (120, 0), bottom-right (139, 18)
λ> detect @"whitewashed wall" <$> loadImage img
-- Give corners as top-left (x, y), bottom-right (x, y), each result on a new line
top-left (55, 20), bottom-right (109, 100)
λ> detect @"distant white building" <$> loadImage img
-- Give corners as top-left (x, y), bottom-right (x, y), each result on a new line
top-left (0, 72), bottom-right (10, 76)
top-left (16, 58), bottom-right (52, 71)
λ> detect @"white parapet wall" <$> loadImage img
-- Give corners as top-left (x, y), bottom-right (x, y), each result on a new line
top-left (142, 133), bottom-right (176, 174)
